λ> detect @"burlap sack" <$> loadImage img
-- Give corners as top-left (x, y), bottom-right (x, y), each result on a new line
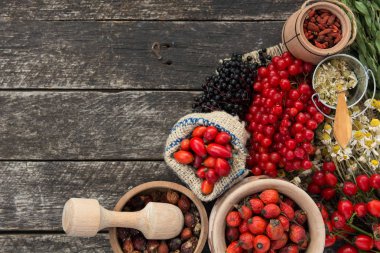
top-left (164, 111), bottom-right (250, 202)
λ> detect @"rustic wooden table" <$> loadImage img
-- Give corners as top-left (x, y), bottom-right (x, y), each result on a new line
top-left (0, 1), bottom-right (303, 252)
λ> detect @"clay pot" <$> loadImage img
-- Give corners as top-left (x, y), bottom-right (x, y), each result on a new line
top-left (282, 0), bottom-right (356, 64)
top-left (109, 181), bottom-right (208, 253)
top-left (208, 176), bottom-right (325, 253)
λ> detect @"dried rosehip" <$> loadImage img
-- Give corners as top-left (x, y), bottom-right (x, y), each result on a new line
top-left (178, 195), bottom-right (191, 213)
top-left (165, 190), bottom-right (179, 205)
top-left (184, 212), bottom-right (196, 228)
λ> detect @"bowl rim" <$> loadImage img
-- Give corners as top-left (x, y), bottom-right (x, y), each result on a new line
top-left (109, 181), bottom-right (208, 253)
top-left (209, 176), bottom-right (325, 253)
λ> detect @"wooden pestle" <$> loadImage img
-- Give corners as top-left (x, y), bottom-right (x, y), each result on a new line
top-left (62, 198), bottom-right (184, 240)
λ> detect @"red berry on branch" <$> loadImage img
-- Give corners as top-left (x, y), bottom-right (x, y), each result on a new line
top-left (356, 174), bottom-right (370, 192)
top-left (322, 161), bottom-right (336, 172)
top-left (343, 182), bottom-right (358, 196)
top-left (354, 234), bottom-right (374, 251)
top-left (370, 174), bottom-right (380, 189)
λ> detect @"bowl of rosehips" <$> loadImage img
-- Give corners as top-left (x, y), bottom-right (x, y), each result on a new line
top-left (208, 176), bottom-right (325, 253)
top-left (109, 181), bottom-right (208, 253)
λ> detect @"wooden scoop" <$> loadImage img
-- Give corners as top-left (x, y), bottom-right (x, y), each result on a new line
top-left (62, 198), bottom-right (184, 240)
top-left (333, 92), bottom-right (352, 149)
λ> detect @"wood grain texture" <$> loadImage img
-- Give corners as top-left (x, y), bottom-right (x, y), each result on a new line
top-left (0, 21), bottom-right (283, 89)
top-left (0, 0), bottom-right (303, 21)
top-left (0, 91), bottom-right (200, 160)
top-left (0, 161), bottom-right (180, 230)
top-left (0, 234), bottom-right (112, 252)
top-left (0, 234), bottom-right (334, 253)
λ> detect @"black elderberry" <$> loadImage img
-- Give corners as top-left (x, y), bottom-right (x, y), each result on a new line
top-left (192, 51), bottom-right (261, 119)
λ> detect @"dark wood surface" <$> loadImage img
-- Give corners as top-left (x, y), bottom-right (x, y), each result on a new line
top-left (0, 1), bottom-right (300, 252)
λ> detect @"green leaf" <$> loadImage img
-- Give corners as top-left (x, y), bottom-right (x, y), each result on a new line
top-left (375, 0), bottom-right (380, 8)
top-left (356, 34), bottom-right (368, 56)
top-left (355, 1), bottom-right (370, 15)
top-left (376, 31), bottom-right (380, 55)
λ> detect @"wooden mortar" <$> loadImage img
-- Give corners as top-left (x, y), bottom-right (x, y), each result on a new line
top-left (109, 181), bottom-right (208, 253)
top-left (208, 176), bottom-right (325, 253)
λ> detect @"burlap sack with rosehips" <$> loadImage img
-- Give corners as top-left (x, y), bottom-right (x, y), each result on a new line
top-left (164, 111), bottom-right (250, 202)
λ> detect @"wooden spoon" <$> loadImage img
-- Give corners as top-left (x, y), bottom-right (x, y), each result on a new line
top-left (333, 92), bottom-right (352, 148)
top-left (62, 198), bottom-right (184, 240)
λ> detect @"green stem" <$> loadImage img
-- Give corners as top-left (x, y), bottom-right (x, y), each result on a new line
top-left (347, 223), bottom-right (373, 237)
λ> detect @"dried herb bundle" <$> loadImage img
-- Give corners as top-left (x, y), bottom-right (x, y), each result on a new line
top-left (340, 0), bottom-right (380, 97)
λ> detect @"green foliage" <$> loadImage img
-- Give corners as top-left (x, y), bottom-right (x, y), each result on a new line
top-left (340, 0), bottom-right (380, 97)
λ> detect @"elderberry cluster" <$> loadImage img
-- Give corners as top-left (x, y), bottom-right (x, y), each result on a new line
top-left (192, 51), bottom-right (271, 120)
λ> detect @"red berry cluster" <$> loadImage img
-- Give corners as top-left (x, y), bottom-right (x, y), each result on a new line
top-left (308, 162), bottom-right (380, 202)
top-left (308, 162), bottom-right (380, 252)
top-left (173, 126), bottom-right (233, 195)
top-left (245, 52), bottom-right (328, 177)
top-left (318, 200), bottom-right (380, 252)
top-left (307, 161), bottom-right (337, 199)
top-left (225, 189), bottom-right (309, 253)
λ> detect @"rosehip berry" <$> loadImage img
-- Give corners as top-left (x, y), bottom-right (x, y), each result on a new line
top-left (337, 244), bottom-right (358, 253)
top-left (226, 211), bottom-right (242, 227)
top-left (322, 161), bottom-right (336, 172)
top-left (354, 234), bottom-right (374, 251)
top-left (367, 200), bottom-right (380, 217)
top-left (321, 187), bottom-right (336, 200)
top-left (353, 203), bottom-right (367, 218)
top-left (312, 171), bottom-right (325, 186)
top-left (356, 174), bottom-right (370, 192)
top-left (325, 173), bottom-right (338, 187)
top-left (343, 182), bottom-right (358, 196)
top-left (307, 183), bottom-right (321, 194)
top-left (370, 174), bottom-right (380, 189)
top-left (331, 211), bottom-right (346, 229)
top-left (338, 199), bottom-right (354, 220)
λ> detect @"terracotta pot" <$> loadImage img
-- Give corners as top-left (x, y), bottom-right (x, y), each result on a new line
top-left (282, 0), bottom-right (357, 64)
top-left (208, 176), bottom-right (325, 253)
top-left (109, 181), bottom-right (208, 253)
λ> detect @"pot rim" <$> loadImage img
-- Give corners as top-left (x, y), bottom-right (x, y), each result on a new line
top-left (109, 181), bottom-right (208, 253)
top-left (296, 1), bottom-right (352, 56)
top-left (209, 176), bottom-right (325, 253)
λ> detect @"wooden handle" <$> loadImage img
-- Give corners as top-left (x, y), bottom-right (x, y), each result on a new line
top-left (62, 198), bottom-right (139, 237)
top-left (334, 92), bottom-right (352, 148)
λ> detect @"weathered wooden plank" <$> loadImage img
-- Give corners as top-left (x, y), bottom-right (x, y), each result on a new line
top-left (0, 1), bottom-right (303, 21)
top-left (0, 161), bottom-right (180, 230)
top-left (0, 234), bottom-right (213, 253)
top-left (0, 234), bottom-right (112, 252)
top-left (0, 91), bottom-right (200, 160)
top-left (0, 21), bottom-right (283, 89)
